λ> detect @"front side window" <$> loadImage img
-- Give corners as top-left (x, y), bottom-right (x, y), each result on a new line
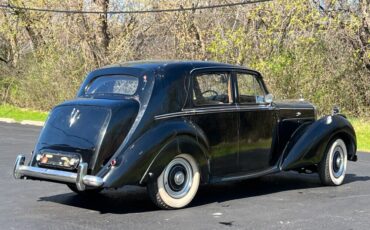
top-left (193, 72), bottom-right (232, 106)
top-left (237, 73), bottom-right (265, 104)
top-left (85, 75), bottom-right (139, 96)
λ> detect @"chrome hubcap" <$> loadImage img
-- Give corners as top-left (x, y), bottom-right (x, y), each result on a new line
top-left (336, 157), bottom-right (342, 168)
top-left (332, 146), bottom-right (345, 178)
top-left (163, 157), bottom-right (193, 199)
top-left (174, 171), bottom-right (185, 185)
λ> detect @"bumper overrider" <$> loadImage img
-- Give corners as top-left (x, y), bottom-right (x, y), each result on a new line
top-left (13, 154), bottom-right (104, 191)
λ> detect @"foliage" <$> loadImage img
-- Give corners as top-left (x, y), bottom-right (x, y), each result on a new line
top-left (0, 0), bottom-right (369, 117)
top-left (207, 0), bottom-right (370, 116)
top-left (349, 118), bottom-right (370, 152)
top-left (0, 104), bottom-right (48, 121)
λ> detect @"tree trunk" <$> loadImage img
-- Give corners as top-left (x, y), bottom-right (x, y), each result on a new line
top-left (94, 0), bottom-right (110, 54)
top-left (359, 0), bottom-right (370, 70)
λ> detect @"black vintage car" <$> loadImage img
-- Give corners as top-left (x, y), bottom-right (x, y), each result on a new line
top-left (14, 61), bottom-right (357, 209)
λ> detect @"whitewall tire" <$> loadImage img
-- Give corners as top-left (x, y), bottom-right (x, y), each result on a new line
top-left (147, 154), bottom-right (200, 209)
top-left (319, 138), bottom-right (348, 186)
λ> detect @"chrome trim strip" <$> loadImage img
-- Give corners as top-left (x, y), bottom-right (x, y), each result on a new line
top-left (278, 107), bottom-right (314, 110)
top-left (189, 108), bottom-right (239, 115)
top-left (155, 108), bottom-right (237, 120)
top-left (237, 105), bottom-right (274, 111)
top-left (13, 154), bottom-right (104, 190)
top-left (154, 112), bottom-right (189, 120)
top-left (155, 105), bottom-right (274, 120)
top-left (281, 117), bottom-right (315, 121)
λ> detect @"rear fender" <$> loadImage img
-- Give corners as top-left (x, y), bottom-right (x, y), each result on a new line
top-left (140, 135), bottom-right (209, 185)
top-left (101, 119), bottom-right (209, 188)
top-left (280, 115), bottom-right (357, 171)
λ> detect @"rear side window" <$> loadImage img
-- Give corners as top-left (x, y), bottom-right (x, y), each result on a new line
top-left (85, 75), bottom-right (139, 96)
top-left (193, 72), bottom-right (233, 106)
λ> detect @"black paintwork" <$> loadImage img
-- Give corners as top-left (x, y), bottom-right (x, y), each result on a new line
top-left (28, 60), bottom-right (357, 188)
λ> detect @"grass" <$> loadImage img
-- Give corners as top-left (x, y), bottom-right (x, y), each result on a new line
top-left (349, 118), bottom-right (370, 152)
top-left (0, 104), bottom-right (368, 151)
top-left (0, 104), bottom-right (48, 122)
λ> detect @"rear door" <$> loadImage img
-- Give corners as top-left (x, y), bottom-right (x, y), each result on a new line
top-left (189, 70), bottom-right (239, 177)
top-left (235, 71), bottom-right (278, 173)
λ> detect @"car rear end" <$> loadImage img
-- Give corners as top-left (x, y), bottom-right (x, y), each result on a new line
top-left (13, 68), bottom-right (151, 191)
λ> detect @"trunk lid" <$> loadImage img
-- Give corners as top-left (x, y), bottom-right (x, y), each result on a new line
top-left (32, 99), bottom-right (139, 173)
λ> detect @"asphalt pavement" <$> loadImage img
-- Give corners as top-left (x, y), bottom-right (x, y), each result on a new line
top-left (1, 122), bottom-right (370, 230)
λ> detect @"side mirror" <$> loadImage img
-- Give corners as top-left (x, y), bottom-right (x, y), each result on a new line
top-left (265, 94), bottom-right (274, 103)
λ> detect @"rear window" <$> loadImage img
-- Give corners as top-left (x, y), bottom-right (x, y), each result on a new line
top-left (85, 75), bottom-right (139, 96)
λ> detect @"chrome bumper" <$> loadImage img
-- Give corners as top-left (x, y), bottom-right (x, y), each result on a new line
top-left (13, 155), bottom-right (104, 191)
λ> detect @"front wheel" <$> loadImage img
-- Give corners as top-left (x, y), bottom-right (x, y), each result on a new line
top-left (318, 138), bottom-right (348, 186)
top-left (147, 154), bottom-right (200, 209)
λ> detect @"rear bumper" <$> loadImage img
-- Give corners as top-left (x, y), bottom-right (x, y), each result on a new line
top-left (13, 155), bottom-right (104, 191)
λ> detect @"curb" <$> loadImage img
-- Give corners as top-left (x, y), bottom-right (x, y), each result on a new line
top-left (0, 118), bottom-right (44, 127)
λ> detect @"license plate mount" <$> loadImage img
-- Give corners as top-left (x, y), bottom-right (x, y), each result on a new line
top-left (37, 152), bottom-right (81, 170)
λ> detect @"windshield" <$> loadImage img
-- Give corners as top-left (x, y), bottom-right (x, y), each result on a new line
top-left (85, 75), bottom-right (139, 96)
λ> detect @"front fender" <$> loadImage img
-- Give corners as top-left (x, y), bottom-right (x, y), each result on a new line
top-left (101, 118), bottom-right (209, 188)
top-left (280, 115), bottom-right (357, 171)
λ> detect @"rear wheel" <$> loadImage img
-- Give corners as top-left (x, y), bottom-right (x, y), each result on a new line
top-left (318, 138), bottom-right (347, 186)
top-left (67, 184), bottom-right (103, 196)
top-left (147, 154), bottom-right (200, 209)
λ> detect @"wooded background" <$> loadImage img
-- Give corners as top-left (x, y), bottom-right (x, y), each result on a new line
top-left (0, 0), bottom-right (369, 116)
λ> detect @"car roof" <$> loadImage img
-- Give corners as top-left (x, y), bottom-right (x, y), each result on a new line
top-left (101, 60), bottom-right (250, 72)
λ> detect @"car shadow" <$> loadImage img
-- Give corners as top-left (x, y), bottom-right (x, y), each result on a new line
top-left (192, 172), bottom-right (370, 207)
top-left (38, 172), bottom-right (370, 214)
top-left (38, 185), bottom-right (157, 214)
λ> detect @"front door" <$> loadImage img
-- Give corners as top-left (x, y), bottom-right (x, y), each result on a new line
top-left (190, 70), bottom-right (239, 177)
top-left (235, 71), bottom-right (278, 173)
